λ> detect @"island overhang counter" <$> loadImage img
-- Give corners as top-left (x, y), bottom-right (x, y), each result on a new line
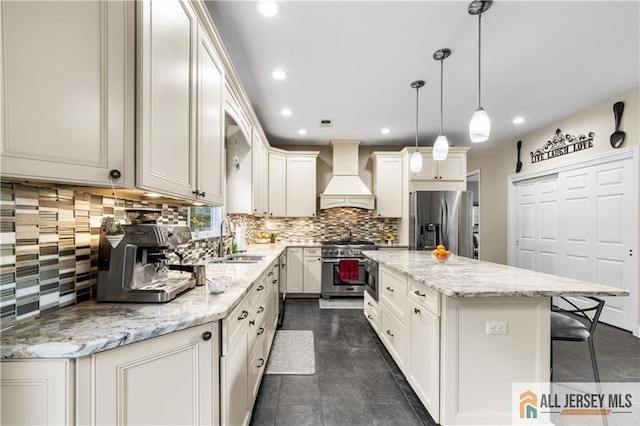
top-left (361, 249), bottom-right (628, 425)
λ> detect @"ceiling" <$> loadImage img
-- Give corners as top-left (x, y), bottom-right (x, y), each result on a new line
top-left (205, 1), bottom-right (639, 149)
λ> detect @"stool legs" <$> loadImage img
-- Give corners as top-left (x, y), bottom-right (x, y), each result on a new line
top-left (587, 336), bottom-right (600, 382)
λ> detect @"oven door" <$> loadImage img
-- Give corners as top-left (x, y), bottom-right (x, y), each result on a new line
top-left (321, 258), bottom-right (366, 297)
top-left (363, 260), bottom-right (378, 301)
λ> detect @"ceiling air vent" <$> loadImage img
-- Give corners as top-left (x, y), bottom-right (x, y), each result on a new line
top-left (319, 119), bottom-right (333, 128)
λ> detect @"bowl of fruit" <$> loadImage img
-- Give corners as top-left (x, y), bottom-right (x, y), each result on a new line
top-left (255, 233), bottom-right (270, 244)
top-left (431, 245), bottom-right (452, 263)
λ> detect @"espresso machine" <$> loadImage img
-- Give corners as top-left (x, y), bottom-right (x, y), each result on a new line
top-left (97, 223), bottom-right (197, 303)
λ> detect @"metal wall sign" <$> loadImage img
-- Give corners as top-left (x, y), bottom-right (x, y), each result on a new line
top-left (530, 128), bottom-right (594, 164)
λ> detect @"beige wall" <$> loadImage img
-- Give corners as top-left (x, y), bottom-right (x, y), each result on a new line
top-left (468, 87), bottom-right (640, 264)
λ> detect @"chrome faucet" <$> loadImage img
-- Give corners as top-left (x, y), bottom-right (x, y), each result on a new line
top-left (219, 218), bottom-right (232, 258)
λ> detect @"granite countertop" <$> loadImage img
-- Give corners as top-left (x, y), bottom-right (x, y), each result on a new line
top-left (1, 244), bottom-right (288, 359)
top-left (363, 250), bottom-right (629, 298)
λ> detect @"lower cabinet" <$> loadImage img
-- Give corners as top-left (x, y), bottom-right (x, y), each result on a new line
top-left (1, 359), bottom-right (74, 426)
top-left (286, 247), bottom-right (322, 294)
top-left (78, 323), bottom-right (218, 425)
top-left (407, 299), bottom-right (440, 423)
top-left (379, 304), bottom-right (410, 373)
top-left (222, 324), bottom-right (250, 426)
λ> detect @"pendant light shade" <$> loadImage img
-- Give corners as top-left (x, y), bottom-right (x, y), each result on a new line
top-left (433, 48), bottom-right (451, 161)
top-left (410, 80), bottom-right (425, 173)
top-left (433, 135), bottom-right (449, 161)
top-left (469, 107), bottom-right (490, 142)
top-left (468, 0), bottom-right (492, 143)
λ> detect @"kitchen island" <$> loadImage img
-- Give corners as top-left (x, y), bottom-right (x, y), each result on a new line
top-left (362, 250), bottom-right (628, 425)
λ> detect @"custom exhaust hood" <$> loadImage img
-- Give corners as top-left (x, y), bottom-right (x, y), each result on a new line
top-left (320, 140), bottom-right (375, 210)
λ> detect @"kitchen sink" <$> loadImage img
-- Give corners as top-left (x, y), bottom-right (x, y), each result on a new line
top-left (228, 254), bottom-right (266, 261)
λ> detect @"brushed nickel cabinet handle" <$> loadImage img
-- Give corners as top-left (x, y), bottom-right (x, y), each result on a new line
top-left (414, 290), bottom-right (426, 297)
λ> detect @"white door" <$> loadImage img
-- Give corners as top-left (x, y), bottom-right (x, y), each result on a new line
top-left (513, 158), bottom-right (637, 333)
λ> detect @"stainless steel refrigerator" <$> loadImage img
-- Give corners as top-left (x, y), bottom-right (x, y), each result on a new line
top-left (409, 191), bottom-right (474, 258)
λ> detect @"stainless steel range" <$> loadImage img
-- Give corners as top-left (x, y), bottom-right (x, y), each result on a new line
top-left (320, 241), bottom-right (377, 297)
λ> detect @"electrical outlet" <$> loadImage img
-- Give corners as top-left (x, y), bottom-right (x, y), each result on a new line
top-left (486, 321), bottom-right (508, 335)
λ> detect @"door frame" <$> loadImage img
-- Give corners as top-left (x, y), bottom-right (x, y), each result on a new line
top-left (507, 145), bottom-right (639, 335)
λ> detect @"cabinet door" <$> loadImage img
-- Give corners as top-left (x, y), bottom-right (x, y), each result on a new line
top-left (138, 0), bottom-right (198, 198)
top-left (92, 323), bottom-right (214, 425)
top-left (374, 155), bottom-right (403, 218)
top-left (286, 248), bottom-right (304, 293)
top-left (437, 152), bottom-right (466, 181)
top-left (1, 359), bottom-right (73, 426)
top-left (303, 256), bottom-right (322, 293)
top-left (268, 153), bottom-right (286, 217)
top-left (0, 0), bottom-right (134, 187)
top-left (286, 156), bottom-right (317, 217)
top-left (410, 153), bottom-right (438, 181)
top-left (196, 27), bottom-right (224, 205)
top-left (408, 300), bottom-right (440, 423)
top-left (222, 330), bottom-right (250, 426)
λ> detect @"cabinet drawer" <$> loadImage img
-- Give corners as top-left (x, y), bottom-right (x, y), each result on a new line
top-left (379, 266), bottom-right (407, 324)
top-left (303, 247), bottom-right (321, 256)
top-left (225, 295), bottom-right (251, 349)
top-left (249, 317), bottom-right (266, 362)
top-left (249, 332), bottom-right (267, 401)
top-left (251, 276), bottom-right (268, 302)
top-left (380, 305), bottom-right (410, 373)
top-left (364, 304), bottom-right (379, 334)
top-left (408, 279), bottom-right (440, 317)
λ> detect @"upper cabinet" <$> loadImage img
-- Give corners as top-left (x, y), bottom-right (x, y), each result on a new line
top-left (286, 153), bottom-right (318, 217)
top-left (410, 148), bottom-right (468, 182)
top-left (0, 0), bottom-right (135, 187)
top-left (268, 151), bottom-right (287, 217)
top-left (371, 152), bottom-right (403, 218)
top-left (137, 0), bottom-right (224, 205)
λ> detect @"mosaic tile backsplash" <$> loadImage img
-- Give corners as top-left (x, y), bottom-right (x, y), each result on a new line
top-left (0, 181), bottom-right (398, 329)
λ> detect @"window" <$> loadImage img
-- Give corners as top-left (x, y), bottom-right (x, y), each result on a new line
top-left (189, 206), bottom-right (222, 237)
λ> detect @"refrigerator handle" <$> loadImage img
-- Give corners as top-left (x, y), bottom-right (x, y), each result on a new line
top-left (440, 199), bottom-right (448, 248)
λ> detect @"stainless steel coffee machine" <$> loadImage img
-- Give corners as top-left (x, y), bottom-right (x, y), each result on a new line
top-left (98, 224), bottom-right (196, 302)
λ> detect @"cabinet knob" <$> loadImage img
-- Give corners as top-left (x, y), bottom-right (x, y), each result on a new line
top-left (367, 315), bottom-right (373, 320)
top-left (200, 191), bottom-right (206, 197)
top-left (201, 331), bottom-right (212, 341)
top-left (434, 176), bottom-right (438, 179)
top-left (272, 280), bottom-right (277, 284)
top-left (257, 327), bottom-right (265, 335)
top-left (386, 286), bottom-right (394, 292)
top-left (192, 190), bottom-right (199, 196)
top-left (270, 213), bottom-right (273, 216)
top-left (109, 169), bottom-right (122, 179)
top-left (367, 302), bottom-right (373, 307)
top-left (257, 306), bottom-right (265, 313)
top-left (257, 285), bottom-right (264, 291)
top-left (263, 211), bottom-right (267, 215)
top-left (414, 290), bottom-right (426, 298)
top-left (414, 308), bottom-right (421, 314)
top-left (386, 330), bottom-right (394, 337)
top-left (312, 213), bottom-right (315, 216)
top-left (238, 310), bottom-right (249, 320)
top-left (257, 358), bottom-right (265, 368)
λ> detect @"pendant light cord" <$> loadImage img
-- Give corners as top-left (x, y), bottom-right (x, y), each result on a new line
top-left (439, 59), bottom-right (444, 135)
top-left (478, 13), bottom-right (482, 108)
top-left (415, 86), bottom-right (419, 149)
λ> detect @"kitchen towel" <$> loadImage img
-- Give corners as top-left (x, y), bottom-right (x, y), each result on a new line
top-left (235, 226), bottom-right (246, 251)
top-left (350, 259), bottom-right (359, 280)
top-left (339, 259), bottom-right (350, 281)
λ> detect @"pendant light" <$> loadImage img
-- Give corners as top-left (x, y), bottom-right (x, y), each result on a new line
top-left (433, 48), bottom-right (451, 161)
top-left (468, 0), bottom-right (492, 143)
top-left (409, 80), bottom-right (425, 173)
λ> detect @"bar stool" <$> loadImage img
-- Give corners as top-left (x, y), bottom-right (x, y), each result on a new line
top-left (550, 296), bottom-right (605, 382)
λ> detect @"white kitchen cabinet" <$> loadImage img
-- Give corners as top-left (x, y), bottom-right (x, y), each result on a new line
top-left (224, 81), bottom-right (252, 143)
top-left (380, 304), bottom-right (410, 373)
top-left (408, 299), bottom-right (440, 423)
top-left (252, 133), bottom-right (269, 216)
top-left (138, 0), bottom-right (224, 205)
top-left (196, 24), bottom-right (225, 205)
top-left (0, 0), bottom-right (135, 187)
top-left (286, 154), bottom-right (318, 217)
top-left (371, 152), bottom-right (403, 218)
top-left (268, 151), bottom-right (287, 217)
top-left (410, 148), bottom-right (468, 182)
top-left (82, 323), bottom-right (217, 426)
top-left (1, 359), bottom-right (74, 426)
top-left (303, 256), bottom-right (322, 293)
top-left (286, 248), bottom-right (304, 293)
top-left (364, 290), bottom-right (380, 333)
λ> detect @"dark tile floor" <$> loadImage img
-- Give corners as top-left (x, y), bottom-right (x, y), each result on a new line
top-left (250, 298), bottom-right (640, 426)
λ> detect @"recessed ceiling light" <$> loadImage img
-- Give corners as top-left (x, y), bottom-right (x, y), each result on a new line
top-left (281, 108), bottom-right (292, 116)
top-left (512, 116), bottom-right (526, 125)
top-left (298, 129), bottom-right (308, 135)
top-left (258, 1), bottom-right (280, 17)
top-left (271, 69), bottom-right (288, 80)
top-left (381, 128), bottom-right (390, 134)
